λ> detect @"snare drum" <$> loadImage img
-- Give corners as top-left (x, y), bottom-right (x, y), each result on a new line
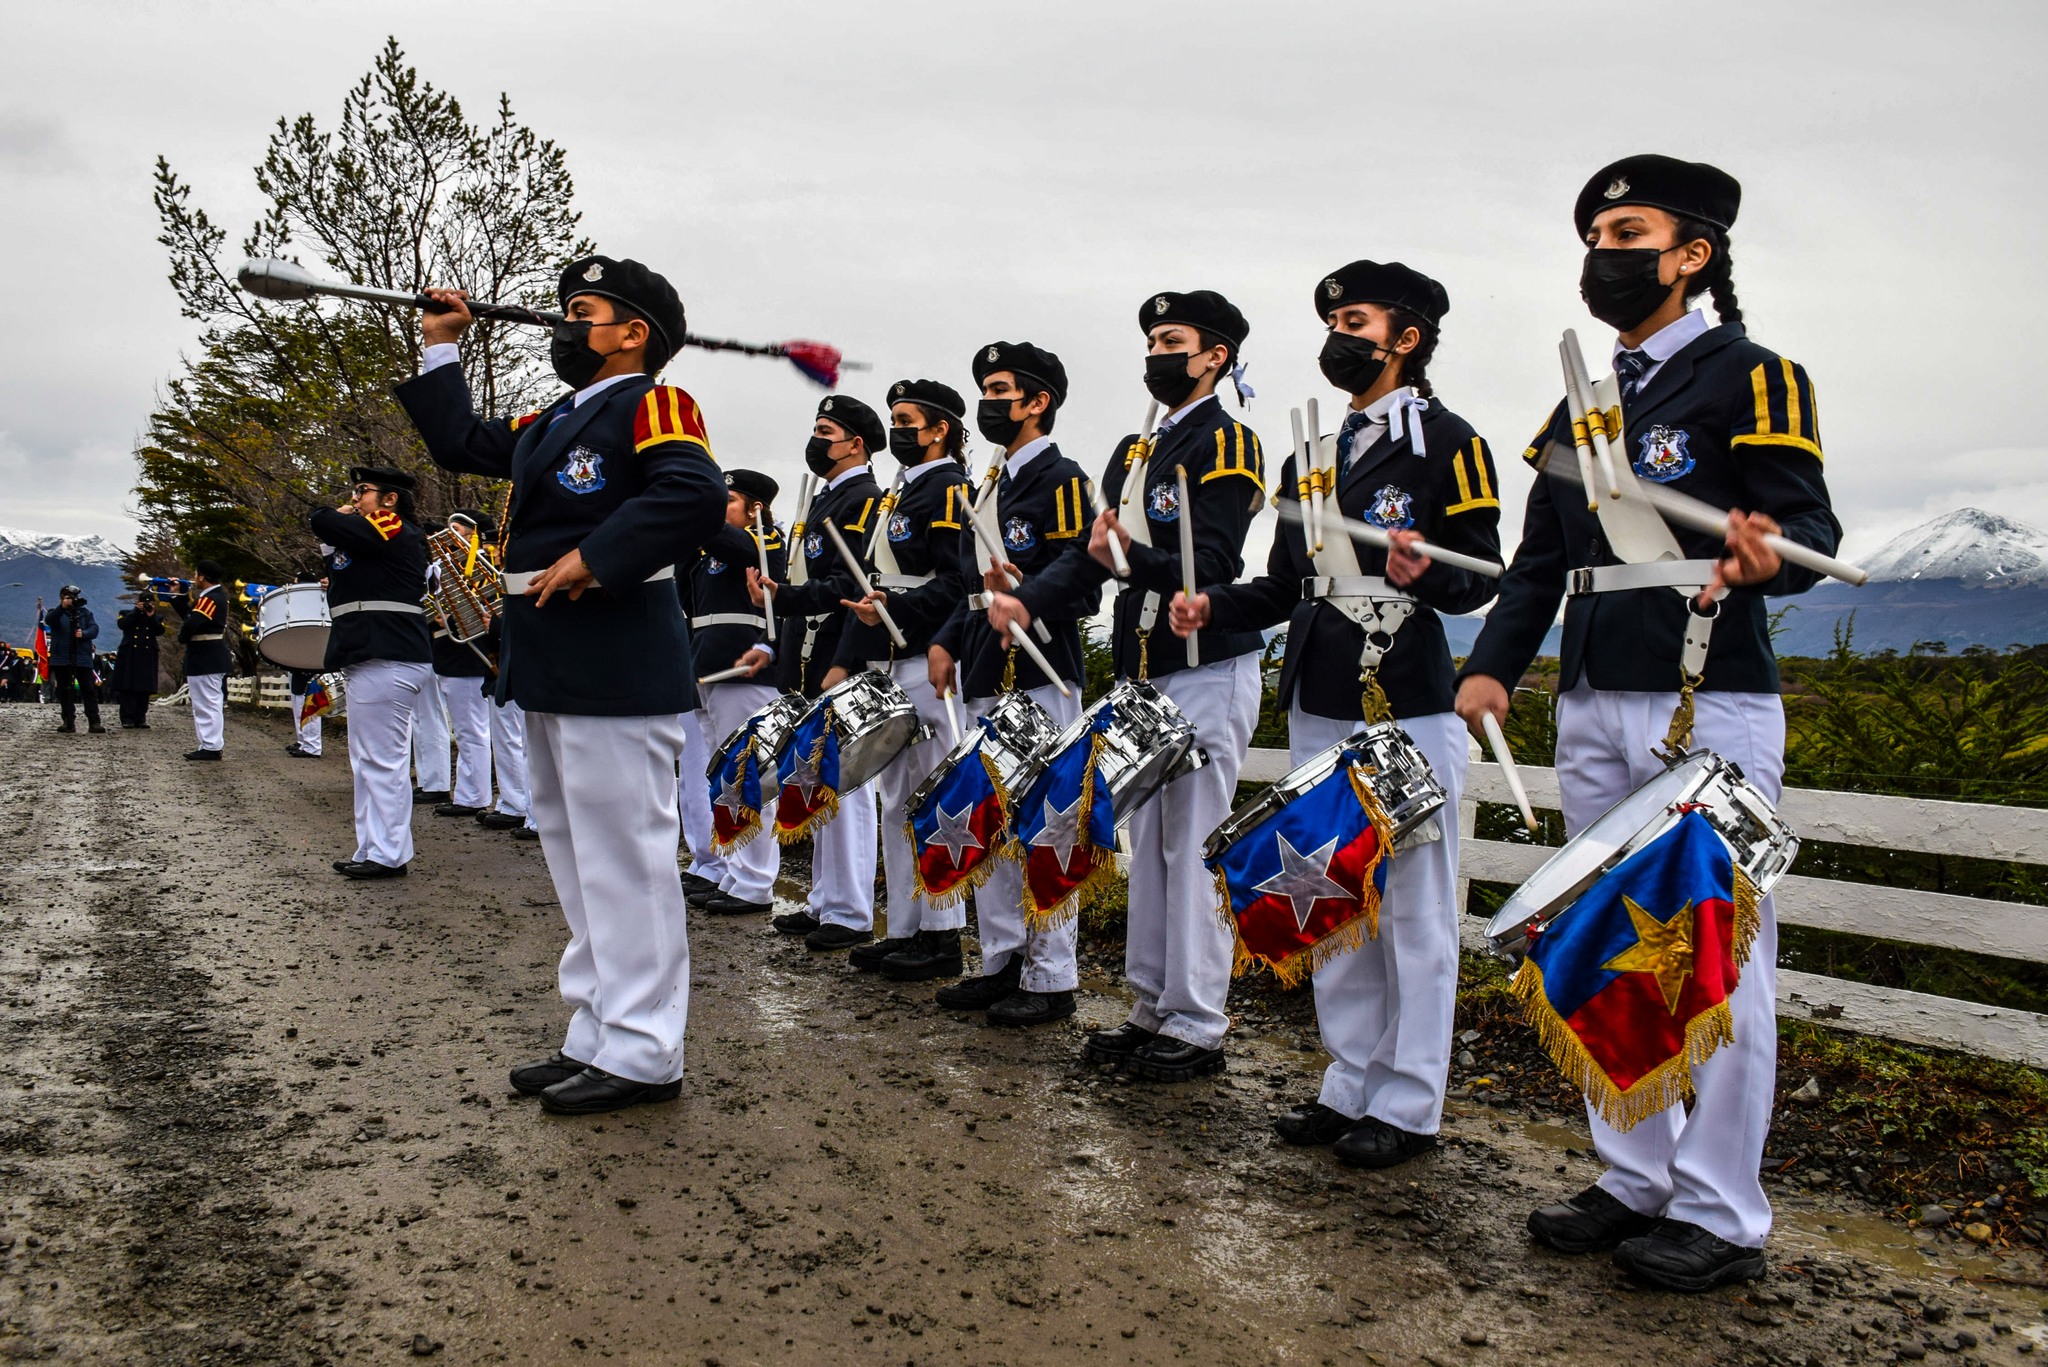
top-left (1008, 679), bottom-right (1208, 829)
top-left (1202, 722), bottom-right (1447, 866)
top-left (904, 690), bottom-right (1061, 821)
top-left (1482, 748), bottom-right (1799, 960)
top-left (706, 692), bottom-right (810, 782)
top-left (255, 584), bottom-right (331, 670)
top-left (794, 671), bottom-right (929, 792)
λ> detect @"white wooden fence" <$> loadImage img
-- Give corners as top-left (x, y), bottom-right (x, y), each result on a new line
top-left (223, 673), bottom-right (343, 716)
top-left (1241, 746), bottom-right (2048, 1066)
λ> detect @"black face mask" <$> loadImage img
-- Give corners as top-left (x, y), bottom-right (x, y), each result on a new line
top-left (1318, 330), bottom-right (1391, 394)
top-left (976, 397), bottom-right (1024, 448)
top-left (804, 436), bottom-right (842, 477)
top-left (1143, 352), bottom-right (1203, 408)
top-left (548, 319), bottom-right (613, 389)
top-left (887, 427), bottom-right (927, 463)
top-left (1580, 247), bottom-right (1678, 332)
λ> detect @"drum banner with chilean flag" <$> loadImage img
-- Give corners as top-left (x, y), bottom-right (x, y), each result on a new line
top-left (772, 703), bottom-right (841, 844)
top-left (298, 674), bottom-right (336, 726)
top-left (1205, 759), bottom-right (1396, 989)
top-left (1509, 808), bottom-right (1762, 1133)
top-left (1008, 710), bottom-right (1118, 930)
top-left (905, 719), bottom-right (1011, 910)
top-left (709, 718), bottom-right (771, 854)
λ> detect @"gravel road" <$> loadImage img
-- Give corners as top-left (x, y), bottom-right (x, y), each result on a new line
top-left (2, 703), bottom-right (2043, 1365)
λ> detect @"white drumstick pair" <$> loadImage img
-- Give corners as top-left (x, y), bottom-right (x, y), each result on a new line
top-left (962, 513), bottom-right (1074, 699)
top-left (820, 518), bottom-right (907, 649)
top-left (753, 505), bottom-right (776, 639)
top-left (1272, 499), bottom-right (1506, 578)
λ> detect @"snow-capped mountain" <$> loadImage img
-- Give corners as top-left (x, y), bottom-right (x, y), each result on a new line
top-left (1857, 509), bottom-right (2048, 587)
top-left (0, 526), bottom-right (127, 569)
top-left (0, 526), bottom-right (132, 645)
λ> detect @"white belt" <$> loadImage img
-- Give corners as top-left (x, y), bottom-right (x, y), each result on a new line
top-left (189, 633), bottom-right (225, 642)
top-left (875, 572), bottom-right (932, 590)
top-left (501, 565), bottom-right (675, 595)
top-left (329, 600), bottom-right (426, 617)
top-left (1304, 575), bottom-right (1412, 602)
top-left (691, 612), bottom-right (765, 629)
top-left (1566, 559), bottom-right (1717, 596)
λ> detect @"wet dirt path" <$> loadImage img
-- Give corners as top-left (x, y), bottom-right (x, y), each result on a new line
top-left (1, 703), bottom-right (2044, 1365)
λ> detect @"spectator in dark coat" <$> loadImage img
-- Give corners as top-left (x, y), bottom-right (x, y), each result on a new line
top-left (113, 596), bottom-right (166, 728)
top-left (44, 585), bottom-right (103, 733)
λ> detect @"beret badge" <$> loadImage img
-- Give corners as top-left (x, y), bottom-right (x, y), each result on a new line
top-left (1604, 176), bottom-right (1630, 200)
top-left (1153, 295), bottom-right (1169, 315)
top-left (986, 346), bottom-right (1000, 363)
top-left (1323, 278), bottom-right (1342, 300)
top-left (582, 262), bottom-right (604, 281)
top-left (822, 398), bottom-right (835, 411)
top-left (892, 382), bottom-right (906, 399)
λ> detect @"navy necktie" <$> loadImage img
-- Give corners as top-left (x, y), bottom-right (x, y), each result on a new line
top-left (1615, 349), bottom-right (1652, 402)
top-left (1337, 411), bottom-right (1374, 470)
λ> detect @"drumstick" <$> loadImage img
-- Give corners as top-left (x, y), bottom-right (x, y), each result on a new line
top-left (1305, 396), bottom-right (1324, 550)
top-left (1539, 455), bottom-right (1870, 587)
top-left (1120, 400), bottom-right (1160, 512)
top-left (1291, 406), bottom-right (1322, 554)
top-left (1480, 712), bottom-right (1538, 833)
top-left (1175, 465), bottom-right (1200, 669)
top-left (961, 510), bottom-right (1073, 698)
top-left (787, 473), bottom-right (817, 587)
top-left (1274, 499), bottom-right (1505, 578)
top-left (1556, 338), bottom-right (1604, 512)
top-left (820, 517), bottom-right (907, 648)
top-left (698, 665), bottom-right (752, 686)
top-left (1562, 329), bottom-right (1624, 500)
top-left (1083, 478), bottom-right (1129, 578)
top-left (943, 669), bottom-right (965, 746)
top-left (752, 505), bottom-right (776, 639)
top-left (965, 498), bottom-right (1054, 642)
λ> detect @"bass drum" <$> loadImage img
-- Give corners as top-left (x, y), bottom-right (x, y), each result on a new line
top-left (255, 584), bottom-right (330, 670)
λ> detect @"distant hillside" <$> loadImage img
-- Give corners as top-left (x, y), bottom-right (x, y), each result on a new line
top-left (0, 527), bottom-right (131, 647)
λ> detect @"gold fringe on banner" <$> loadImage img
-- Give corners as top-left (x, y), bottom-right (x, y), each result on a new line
top-left (903, 750), bottom-right (1017, 910)
top-left (772, 711), bottom-right (841, 846)
top-left (1013, 729), bottom-right (1118, 932)
top-left (709, 736), bottom-right (765, 855)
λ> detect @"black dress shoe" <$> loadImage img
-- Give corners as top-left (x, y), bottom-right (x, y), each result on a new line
top-left (987, 988), bottom-right (1077, 1028)
top-left (880, 928), bottom-right (964, 982)
top-left (702, 893), bottom-right (770, 916)
top-left (288, 747), bottom-right (320, 759)
top-left (184, 748), bottom-right (222, 761)
top-left (1273, 1101), bottom-right (1362, 1147)
top-left (1126, 1034), bottom-right (1226, 1082)
top-left (805, 923), bottom-right (870, 952)
top-left (87, 723), bottom-right (107, 734)
top-left (1614, 1219), bottom-right (1766, 1292)
top-left (412, 788), bottom-right (450, 805)
top-left (509, 826), bottom-right (539, 841)
top-left (509, 1052), bottom-right (589, 1096)
top-left (434, 802), bottom-right (485, 817)
top-left (933, 958), bottom-right (1021, 1009)
top-left (477, 810), bottom-right (526, 830)
top-left (681, 871), bottom-right (720, 898)
top-left (1528, 1184), bottom-right (1660, 1255)
top-left (849, 935), bottom-right (914, 972)
top-left (286, 741), bottom-right (303, 755)
top-left (56, 722), bottom-right (75, 733)
top-left (338, 859), bottom-right (408, 881)
top-left (772, 909), bottom-right (821, 936)
top-left (1332, 1116), bottom-right (1437, 1168)
top-left (539, 1066), bottom-right (682, 1116)
top-left (331, 858), bottom-right (354, 873)
top-left (1082, 1022), bottom-right (1156, 1067)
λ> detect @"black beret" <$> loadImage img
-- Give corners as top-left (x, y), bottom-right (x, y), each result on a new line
top-left (349, 464), bottom-right (418, 492)
top-left (724, 468), bottom-right (779, 506)
top-left (971, 341), bottom-right (1068, 407)
top-left (448, 507), bottom-right (498, 537)
top-left (1315, 261), bottom-right (1450, 327)
top-left (886, 378), bottom-right (967, 424)
top-left (1139, 289), bottom-right (1249, 347)
top-left (1574, 154), bottom-right (1741, 239)
top-left (814, 394), bottom-right (886, 456)
top-left (195, 558), bottom-right (225, 580)
top-left (559, 255), bottom-right (688, 370)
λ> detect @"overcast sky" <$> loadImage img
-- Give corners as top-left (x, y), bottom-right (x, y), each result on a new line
top-left (5, 0), bottom-right (2044, 568)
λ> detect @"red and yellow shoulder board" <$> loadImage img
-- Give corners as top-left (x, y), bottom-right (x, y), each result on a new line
top-left (508, 410), bottom-right (545, 434)
top-left (367, 510), bottom-right (404, 540)
top-left (194, 596), bottom-right (218, 620)
top-left (634, 386), bottom-right (713, 456)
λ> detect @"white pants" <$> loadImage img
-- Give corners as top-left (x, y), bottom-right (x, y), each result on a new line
top-left (288, 689), bottom-right (322, 756)
top-left (188, 672), bottom-right (225, 752)
top-left (702, 679), bottom-right (783, 903)
top-left (489, 699), bottom-right (532, 822)
top-left (1294, 706), bottom-right (1467, 1135)
top-left (411, 679), bottom-right (451, 792)
top-left (677, 708), bottom-right (723, 881)
top-left (439, 676), bottom-right (493, 808)
top-left (527, 711), bottom-right (691, 1084)
top-left (809, 779), bottom-right (878, 931)
top-left (344, 660), bottom-right (432, 867)
top-left (1124, 655), bottom-right (1262, 1049)
top-left (968, 685), bottom-right (1083, 993)
top-left (874, 657), bottom-right (962, 937)
top-left (1556, 684), bottom-right (1784, 1248)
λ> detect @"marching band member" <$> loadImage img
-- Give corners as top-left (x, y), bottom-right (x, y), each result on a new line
top-left (477, 644), bottom-right (539, 843)
top-left (111, 593), bottom-right (164, 730)
top-left (993, 291), bottom-right (1265, 1081)
top-left (170, 560), bottom-right (232, 760)
top-left (927, 342), bottom-right (1098, 1025)
top-left (1456, 156), bottom-right (1840, 1289)
top-left (747, 396), bottom-right (884, 947)
top-left (839, 379), bottom-right (973, 978)
top-left (408, 650), bottom-right (454, 806)
top-left (685, 468), bottom-right (787, 916)
top-left (398, 254), bottom-right (725, 1115)
top-left (1175, 261), bottom-right (1501, 1155)
top-left (427, 509), bottom-right (498, 819)
top-left (285, 668), bottom-right (324, 757)
top-left (311, 466), bottom-right (434, 879)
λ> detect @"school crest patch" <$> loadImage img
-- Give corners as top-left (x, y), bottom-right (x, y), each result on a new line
top-left (888, 510), bottom-right (913, 542)
top-left (1366, 484), bottom-right (1415, 530)
top-left (706, 557), bottom-right (728, 575)
top-left (557, 447), bottom-right (606, 494)
top-left (1146, 482), bottom-right (1181, 523)
top-left (1004, 517), bottom-right (1037, 552)
top-left (805, 531), bottom-right (825, 560)
top-left (330, 551), bottom-right (352, 571)
top-left (1634, 424), bottom-right (1695, 482)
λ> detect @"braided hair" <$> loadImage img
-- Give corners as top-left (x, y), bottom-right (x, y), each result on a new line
top-left (1674, 218), bottom-right (1742, 325)
top-left (1384, 306), bottom-right (1441, 400)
